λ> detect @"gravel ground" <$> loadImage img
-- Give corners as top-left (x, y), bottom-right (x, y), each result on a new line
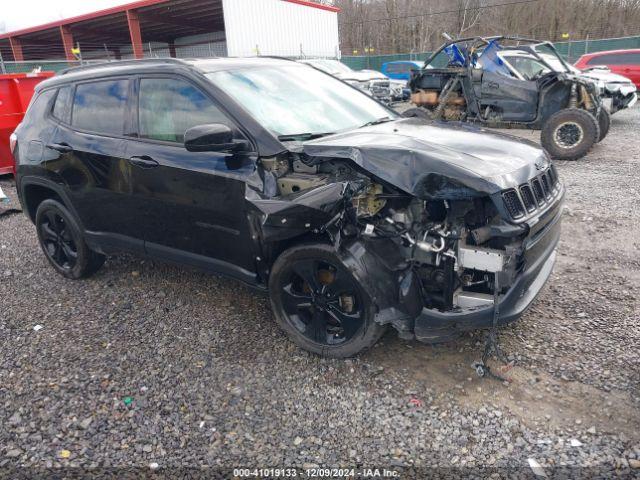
top-left (1, 105), bottom-right (639, 477)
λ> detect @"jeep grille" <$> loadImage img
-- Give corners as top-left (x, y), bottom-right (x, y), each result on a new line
top-left (502, 166), bottom-right (560, 220)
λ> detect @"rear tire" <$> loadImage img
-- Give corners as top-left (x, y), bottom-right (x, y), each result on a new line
top-left (596, 108), bottom-right (610, 142)
top-left (269, 243), bottom-right (386, 358)
top-left (541, 108), bottom-right (599, 160)
top-left (35, 199), bottom-right (105, 279)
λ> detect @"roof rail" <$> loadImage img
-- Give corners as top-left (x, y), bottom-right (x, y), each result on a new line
top-left (59, 57), bottom-right (189, 75)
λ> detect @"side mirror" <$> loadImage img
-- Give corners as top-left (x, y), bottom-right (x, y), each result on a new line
top-left (184, 123), bottom-right (247, 152)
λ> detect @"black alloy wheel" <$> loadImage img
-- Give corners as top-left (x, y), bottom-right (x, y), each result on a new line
top-left (269, 244), bottom-right (385, 357)
top-left (35, 199), bottom-right (105, 279)
top-left (39, 209), bottom-right (78, 271)
top-left (281, 258), bottom-right (364, 345)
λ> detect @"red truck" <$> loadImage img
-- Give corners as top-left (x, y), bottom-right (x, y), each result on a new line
top-left (575, 49), bottom-right (640, 89)
top-left (0, 72), bottom-right (55, 175)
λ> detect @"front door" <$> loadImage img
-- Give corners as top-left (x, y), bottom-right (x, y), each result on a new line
top-left (480, 70), bottom-right (539, 122)
top-left (124, 76), bottom-right (258, 278)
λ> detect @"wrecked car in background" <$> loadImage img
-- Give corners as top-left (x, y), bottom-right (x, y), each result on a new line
top-left (299, 58), bottom-right (406, 102)
top-left (498, 48), bottom-right (637, 114)
top-left (407, 36), bottom-right (608, 160)
top-left (571, 66), bottom-right (636, 114)
top-left (14, 57), bottom-right (563, 358)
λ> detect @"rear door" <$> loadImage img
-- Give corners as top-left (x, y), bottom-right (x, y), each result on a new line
top-left (45, 78), bottom-right (142, 251)
top-left (124, 75), bottom-right (258, 276)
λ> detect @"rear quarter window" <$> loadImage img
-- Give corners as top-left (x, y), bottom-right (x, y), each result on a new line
top-left (53, 86), bottom-right (73, 123)
top-left (72, 79), bottom-right (129, 136)
top-left (587, 52), bottom-right (640, 66)
top-left (23, 89), bottom-right (56, 125)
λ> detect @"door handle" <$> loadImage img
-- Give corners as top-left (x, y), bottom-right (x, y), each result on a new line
top-left (46, 142), bottom-right (73, 153)
top-left (128, 155), bottom-right (159, 168)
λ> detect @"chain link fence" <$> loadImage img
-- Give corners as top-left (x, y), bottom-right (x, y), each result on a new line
top-left (341, 34), bottom-right (640, 71)
top-left (2, 34), bottom-right (640, 75)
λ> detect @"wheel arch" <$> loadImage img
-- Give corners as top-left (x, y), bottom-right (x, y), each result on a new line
top-left (19, 177), bottom-right (80, 226)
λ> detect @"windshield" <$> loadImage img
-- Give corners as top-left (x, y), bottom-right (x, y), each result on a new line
top-left (306, 59), bottom-right (353, 75)
top-left (206, 65), bottom-right (396, 138)
top-left (533, 44), bottom-right (572, 73)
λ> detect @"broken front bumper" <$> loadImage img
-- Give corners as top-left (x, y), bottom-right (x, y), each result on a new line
top-left (413, 201), bottom-right (562, 343)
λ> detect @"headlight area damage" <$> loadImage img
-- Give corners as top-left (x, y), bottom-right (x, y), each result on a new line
top-left (244, 127), bottom-right (564, 344)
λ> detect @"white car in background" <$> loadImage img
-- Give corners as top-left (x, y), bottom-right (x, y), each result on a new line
top-left (499, 50), bottom-right (637, 114)
top-left (299, 59), bottom-right (406, 102)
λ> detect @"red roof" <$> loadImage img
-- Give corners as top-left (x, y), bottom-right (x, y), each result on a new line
top-left (0, 0), bottom-right (339, 40)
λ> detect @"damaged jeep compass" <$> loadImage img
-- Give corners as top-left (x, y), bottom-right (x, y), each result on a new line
top-left (14, 58), bottom-right (564, 357)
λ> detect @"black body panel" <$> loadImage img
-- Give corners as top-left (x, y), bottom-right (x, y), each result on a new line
top-left (14, 57), bottom-right (563, 342)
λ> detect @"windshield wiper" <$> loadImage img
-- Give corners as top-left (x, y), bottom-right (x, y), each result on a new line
top-left (277, 132), bottom-right (334, 141)
top-left (360, 117), bottom-right (394, 128)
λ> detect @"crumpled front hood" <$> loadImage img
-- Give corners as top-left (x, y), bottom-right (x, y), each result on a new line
top-left (580, 69), bottom-right (634, 85)
top-left (300, 117), bottom-right (550, 198)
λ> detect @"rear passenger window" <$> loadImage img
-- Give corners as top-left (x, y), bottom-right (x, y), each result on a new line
top-left (72, 80), bottom-right (129, 135)
top-left (53, 86), bottom-right (72, 123)
top-left (138, 78), bottom-right (229, 143)
top-left (587, 53), bottom-right (640, 66)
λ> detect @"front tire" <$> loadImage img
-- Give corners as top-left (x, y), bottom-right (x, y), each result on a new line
top-left (268, 243), bottom-right (386, 358)
top-left (541, 108), bottom-right (599, 160)
top-left (35, 199), bottom-right (105, 279)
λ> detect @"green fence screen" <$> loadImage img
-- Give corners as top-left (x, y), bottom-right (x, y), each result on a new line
top-left (3, 35), bottom-right (640, 74)
top-left (341, 35), bottom-right (640, 71)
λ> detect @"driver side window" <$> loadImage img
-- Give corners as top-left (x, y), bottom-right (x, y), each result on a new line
top-left (139, 77), bottom-right (230, 143)
top-left (511, 57), bottom-right (548, 80)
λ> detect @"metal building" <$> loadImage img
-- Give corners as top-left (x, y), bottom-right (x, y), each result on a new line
top-left (0, 0), bottom-right (340, 67)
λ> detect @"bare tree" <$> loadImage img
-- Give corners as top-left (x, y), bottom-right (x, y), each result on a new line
top-left (334, 0), bottom-right (640, 55)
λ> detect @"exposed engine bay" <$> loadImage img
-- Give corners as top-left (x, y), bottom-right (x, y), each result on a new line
top-left (254, 149), bottom-right (553, 340)
top-left (243, 116), bottom-right (563, 343)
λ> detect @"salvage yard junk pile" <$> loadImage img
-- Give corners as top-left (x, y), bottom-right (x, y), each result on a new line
top-left (9, 56), bottom-right (564, 359)
top-left (406, 36), bottom-right (629, 160)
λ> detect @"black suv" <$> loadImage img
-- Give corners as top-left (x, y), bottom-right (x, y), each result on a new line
top-left (14, 58), bottom-right (564, 357)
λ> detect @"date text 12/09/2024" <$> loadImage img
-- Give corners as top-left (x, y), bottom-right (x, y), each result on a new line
top-left (233, 468), bottom-right (400, 478)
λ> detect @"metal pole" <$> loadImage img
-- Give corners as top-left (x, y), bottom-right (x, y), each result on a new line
top-left (585, 34), bottom-right (589, 55)
top-left (148, 42), bottom-right (153, 57)
top-left (0, 51), bottom-right (6, 74)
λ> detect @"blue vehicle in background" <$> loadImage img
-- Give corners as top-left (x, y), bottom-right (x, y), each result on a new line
top-left (381, 60), bottom-right (423, 81)
top-left (381, 61), bottom-right (423, 100)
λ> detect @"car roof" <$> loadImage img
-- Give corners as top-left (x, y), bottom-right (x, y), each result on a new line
top-left (36, 56), bottom-right (301, 91)
top-left (579, 48), bottom-right (640, 58)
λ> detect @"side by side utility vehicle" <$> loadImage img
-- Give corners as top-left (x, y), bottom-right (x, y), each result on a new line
top-left (407, 36), bottom-right (608, 160)
top-left (13, 58), bottom-right (563, 357)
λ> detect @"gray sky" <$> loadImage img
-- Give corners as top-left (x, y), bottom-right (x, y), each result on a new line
top-left (3, 0), bottom-right (130, 32)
